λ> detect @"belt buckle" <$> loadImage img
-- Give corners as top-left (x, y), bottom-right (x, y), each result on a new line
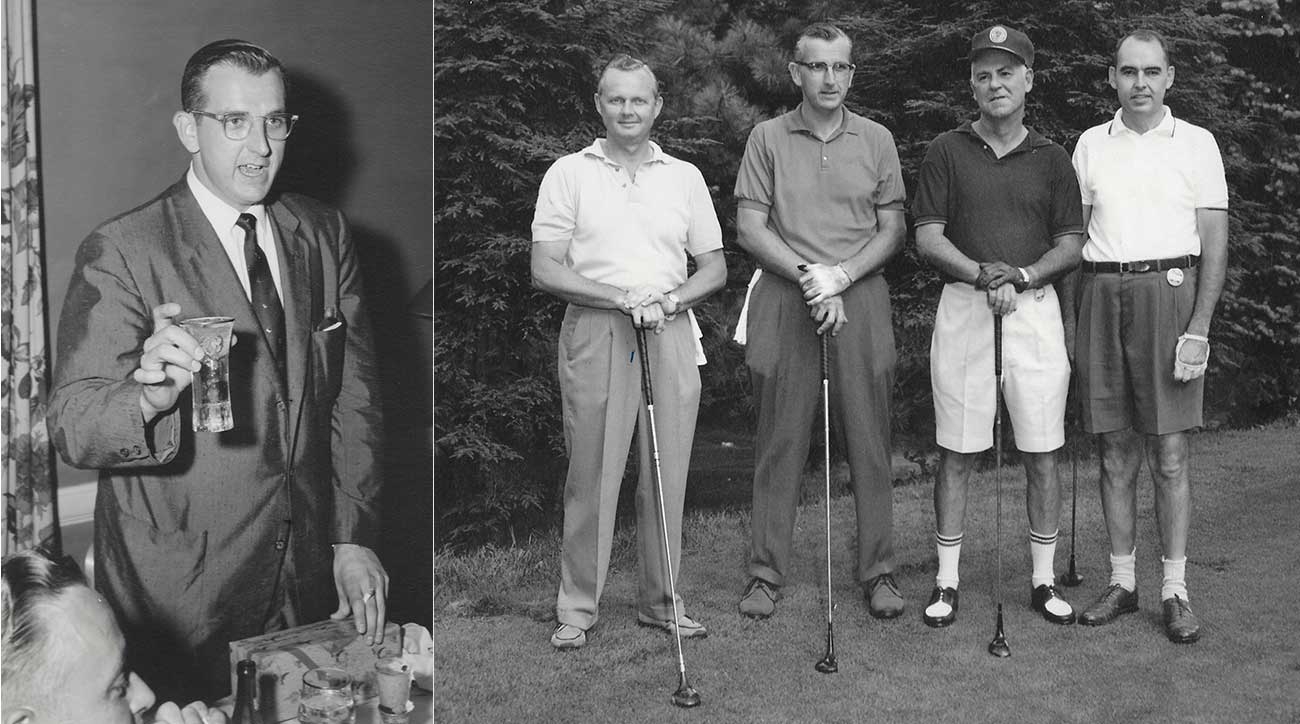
top-left (1125, 261), bottom-right (1151, 273)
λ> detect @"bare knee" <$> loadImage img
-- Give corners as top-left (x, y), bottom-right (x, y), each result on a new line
top-left (1148, 433), bottom-right (1190, 486)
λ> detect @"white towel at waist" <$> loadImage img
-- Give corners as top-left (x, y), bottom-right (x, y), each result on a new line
top-left (732, 269), bottom-right (763, 346)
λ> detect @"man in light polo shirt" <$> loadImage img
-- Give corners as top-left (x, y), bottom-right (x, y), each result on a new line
top-left (734, 23), bottom-right (907, 621)
top-left (913, 25), bottom-right (1083, 629)
top-left (530, 54), bottom-right (726, 650)
top-left (1070, 30), bottom-right (1228, 644)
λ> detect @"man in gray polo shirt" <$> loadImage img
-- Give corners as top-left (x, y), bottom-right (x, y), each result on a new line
top-left (913, 25), bottom-right (1083, 629)
top-left (734, 22), bottom-right (907, 621)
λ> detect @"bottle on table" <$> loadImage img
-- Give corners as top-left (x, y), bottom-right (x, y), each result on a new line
top-left (231, 659), bottom-right (263, 724)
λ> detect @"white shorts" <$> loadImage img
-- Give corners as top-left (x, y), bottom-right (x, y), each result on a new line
top-left (931, 283), bottom-right (1069, 453)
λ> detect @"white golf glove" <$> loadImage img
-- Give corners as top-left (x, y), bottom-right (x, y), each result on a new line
top-left (1173, 333), bottom-right (1210, 382)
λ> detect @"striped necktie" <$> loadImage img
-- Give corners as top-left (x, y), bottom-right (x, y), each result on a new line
top-left (236, 213), bottom-right (286, 382)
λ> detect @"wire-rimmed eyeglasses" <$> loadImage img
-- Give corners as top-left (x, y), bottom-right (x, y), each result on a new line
top-left (188, 110), bottom-right (299, 141)
top-left (793, 61), bottom-right (856, 76)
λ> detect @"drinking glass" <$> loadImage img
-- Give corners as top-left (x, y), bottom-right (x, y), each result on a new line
top-left (374, 657), bottom-right (412, 724)
top-left (179, 316), bottom-right (235, 432)
top-left (297, 667), bottom-right (355, 724)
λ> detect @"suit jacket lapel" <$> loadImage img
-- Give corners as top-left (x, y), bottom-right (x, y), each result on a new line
top-left (269, 199), bottom-right (314, 455)
top-left (168, 181), bottom-right (262, 347)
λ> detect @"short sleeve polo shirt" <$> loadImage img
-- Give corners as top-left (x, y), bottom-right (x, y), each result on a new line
top-left (912, 122), bottom-right (1083, 267)
top-left (1072, 107), bottom-right (1228, 263)
top-left (531, 140), bottom-right (723, 290)
top-left (733, 105), bottom-right (906, 266)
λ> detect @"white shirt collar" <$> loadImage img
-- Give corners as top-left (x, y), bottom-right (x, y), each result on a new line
top-left (1109, 105), bottom-right (1177, 138)
top-left (583, 139), bottom-right (670, 167)
top-left (185, 166), bottom-right (268, 238)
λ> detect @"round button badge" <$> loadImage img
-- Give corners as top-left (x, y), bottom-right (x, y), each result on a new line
top-left (990, 26), bottom-right (1008, 43)
top-left (1167, 268), bottom-right (1184, 287)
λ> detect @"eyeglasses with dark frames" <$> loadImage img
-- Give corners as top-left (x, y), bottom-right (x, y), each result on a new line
top-left (188, 110), bottom-right (299, 141)
top-left (793, 60), bottom-right (856, 75)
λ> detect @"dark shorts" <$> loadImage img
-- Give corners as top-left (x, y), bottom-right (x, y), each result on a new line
top-left (1076, 268), bottom-right (1203, 435)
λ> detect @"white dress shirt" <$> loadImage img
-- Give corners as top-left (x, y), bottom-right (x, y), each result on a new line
top-left (186, 167), bottom-right (286, 301)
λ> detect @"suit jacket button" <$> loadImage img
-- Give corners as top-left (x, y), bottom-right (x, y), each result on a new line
top-left (119, 447), bottom-right (130, 456)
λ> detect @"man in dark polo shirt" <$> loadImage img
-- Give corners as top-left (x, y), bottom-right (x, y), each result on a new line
top-left (733, 22), bottom-right (907, 621)
top-left (913, 25), bottom-right (1083, 629)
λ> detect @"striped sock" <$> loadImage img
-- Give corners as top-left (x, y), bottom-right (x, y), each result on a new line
top-left (1161, 556), bottom-right (1188, 601)
top-left (935, 532), bottom-right (962, 590)
top-left (927, 532), bottom-right (963, 618)
top-left (1110, 548), bottom-right (1137, 592)
top-left (1030, 529), bottom-right (1059, 588)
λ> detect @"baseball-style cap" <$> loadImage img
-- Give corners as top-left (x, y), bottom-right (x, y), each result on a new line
top-left (969, 25), bottom-right (1034, 67)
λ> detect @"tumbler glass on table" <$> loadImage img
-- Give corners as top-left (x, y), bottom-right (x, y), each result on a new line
top-left (179, 316), bottom-right (235, 432)
top-left (297, 667), bottom-right (356, 724)
top-left (374, 657), bottom-right (413, 724)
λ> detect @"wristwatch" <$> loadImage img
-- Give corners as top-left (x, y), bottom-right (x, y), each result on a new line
top-left (1016, 267), bottom-right (1032, 292)
top-left (666, 293), bottom-right (682, 320)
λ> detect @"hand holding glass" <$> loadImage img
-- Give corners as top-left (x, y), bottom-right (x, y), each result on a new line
top-left (179, 317), bottom-right (235, 432)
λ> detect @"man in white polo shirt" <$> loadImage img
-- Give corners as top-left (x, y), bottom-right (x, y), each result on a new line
top-left (531, 54), bottom-right (727, 650)
top-left (1070, 29), bottom-right (1229, 643)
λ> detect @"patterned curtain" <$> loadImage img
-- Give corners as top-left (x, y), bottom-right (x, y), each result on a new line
top-left (2, 0), bottom-right (58, 556)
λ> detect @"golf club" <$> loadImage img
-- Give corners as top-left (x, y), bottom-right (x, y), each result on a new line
top-left (814, 332), bottom-right (838, 674)
top-left (634, 326), bottom-right (701, 709)
top-left (1059, 379), bottom-right (1083, 587)
top-left (988, 312), bottom-right (1010, 658)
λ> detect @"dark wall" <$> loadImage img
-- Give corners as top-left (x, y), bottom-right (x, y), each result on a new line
top-left (36, 0), bottom-right (432, 627)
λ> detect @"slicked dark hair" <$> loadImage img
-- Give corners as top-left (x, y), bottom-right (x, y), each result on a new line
top-left (182, 38), bottom-right (286, 111)
top-left (795, 23), bottom-right (852, 61)
top-left (1114, 29), bottom-right (1173, 67)
top-left (597, 53), bottom-right (661, 98)
top-left (2, 548), bottom-right (89, 697)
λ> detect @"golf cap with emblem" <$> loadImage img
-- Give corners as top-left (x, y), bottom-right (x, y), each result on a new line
top-left (970, 25), bottom-right (1034, 67)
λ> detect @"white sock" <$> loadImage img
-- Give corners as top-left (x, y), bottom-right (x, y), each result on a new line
top-left (1031, 529), bottom-right (1071, 615)
top-left (1029, 529), bottom-right (1058, 588)
top-left (1109, 548), bottom-right (1137, 592)
top-left (1161, 556), bottom-right (1188, 601)
top-left (928, 532), bottom-right (962, 618)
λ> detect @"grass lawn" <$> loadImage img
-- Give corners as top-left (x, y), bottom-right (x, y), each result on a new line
top-left (434, 422), bottom-right (1300, 723)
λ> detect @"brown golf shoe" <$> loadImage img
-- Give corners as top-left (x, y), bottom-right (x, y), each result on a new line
top-left (738, 577), bottom-right (780, 619)
top-left (1079, 584), bottom-right (1139, 626)
top-left (1162, 595), bottom-right (1201, 643)
top-left (865, 573), bottom-right (905, 619)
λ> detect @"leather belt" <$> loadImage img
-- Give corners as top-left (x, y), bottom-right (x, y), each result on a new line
top-left (1081, 255), bottom-right (1198, 274)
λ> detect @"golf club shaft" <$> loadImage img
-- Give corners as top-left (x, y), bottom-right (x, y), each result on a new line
top-left (1070, 428), bottom-right (1078, 544)
top-left (822, 333), bottom-right (833, 628)
top-left (988, 312), bottom-right (1009, 656)
top-left (993, 312), bottom-right (1004, 616)
top-left (634, 328), bottom-right (690, 682)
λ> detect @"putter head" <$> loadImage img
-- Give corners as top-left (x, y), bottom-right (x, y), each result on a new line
top-left (671, 681), bottom-right (701, 708)
top-left (815, 655), bottom-right (839, 674)
top-left (988, 604), bottom-right (1011, 658)
top-left (1058, 568), bottom-right (1084, 587)
top-left (987, 635), bottom-right (1011, 658)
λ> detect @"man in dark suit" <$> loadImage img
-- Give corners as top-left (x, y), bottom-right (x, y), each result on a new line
top-left (47, 39), bottom-right (387, 702)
